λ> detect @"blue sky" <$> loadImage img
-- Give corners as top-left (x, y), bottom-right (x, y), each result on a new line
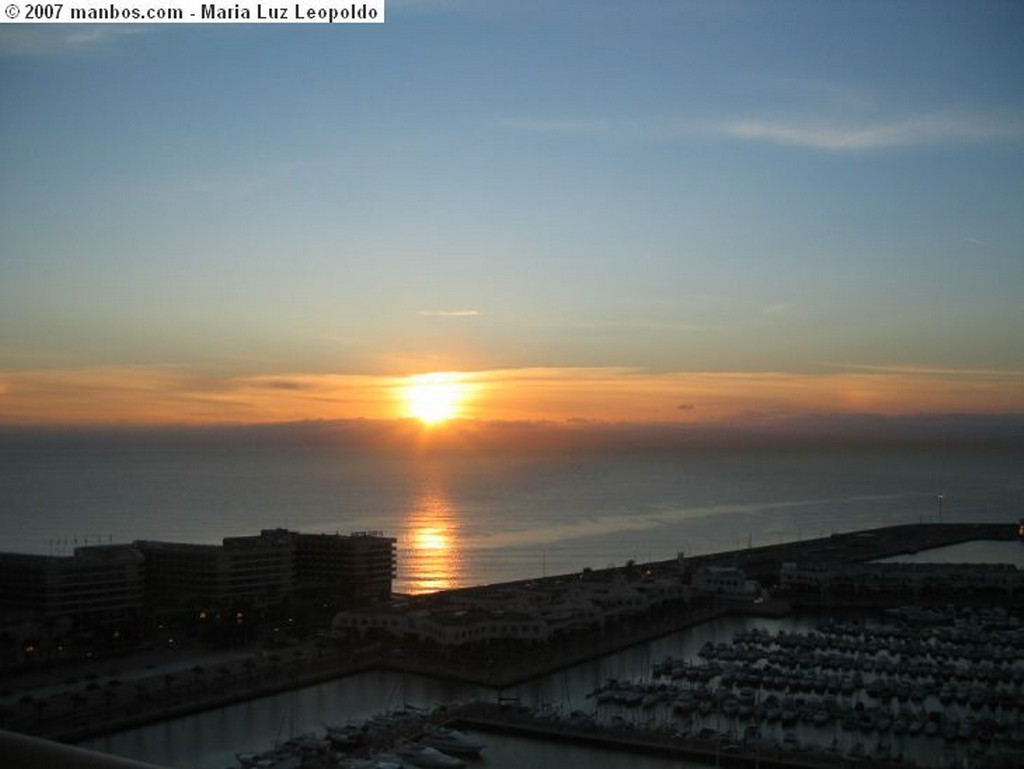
top-left (1, 1), bottom-right (1023, 427)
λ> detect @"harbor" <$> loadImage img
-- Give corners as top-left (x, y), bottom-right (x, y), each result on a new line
top-left (83, 530), bottom-right (1024, 768)
top-left (6, 523), bottom-right (1017, 740)
top-left (3, 523), bottom-right (1023, 767)
top-left (212, 602), bottom-right (1024, 769)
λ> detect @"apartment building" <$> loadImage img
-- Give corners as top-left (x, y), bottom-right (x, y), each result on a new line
top-left (0, 545), bottom-right (144, 625)
top-left (134, 530), bottom-right (295, 609)
top-left (0, 528), bottom-right (397, 629)
top-left (289, 529), bottom-right (396, 603)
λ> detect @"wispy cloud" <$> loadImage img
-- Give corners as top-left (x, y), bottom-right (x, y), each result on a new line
top-left (417, 309), bottom-right (481, 317)
top-left (819, 362), bottom-right (1024, 379)
top-left (501, 110), bottom-right (1024, 152)
top-left (722, 112), bottom-right (1024, 151)
top-left (762, 303), bottom-right (801, 319)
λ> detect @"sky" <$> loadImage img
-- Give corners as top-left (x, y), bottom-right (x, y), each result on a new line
top-left (1, 1), bottom-right (1023, 436)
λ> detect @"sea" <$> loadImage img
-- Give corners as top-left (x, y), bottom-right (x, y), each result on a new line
top-left (2, 442), bottom-right (1022, 594)
top-left (3, 441), bottom-right (1023, 768)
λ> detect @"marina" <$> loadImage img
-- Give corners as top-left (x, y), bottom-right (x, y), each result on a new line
top-left (583, 606), bottom-right (1024, 767)
top-left (5, 528), bottom-right (1022, 768)
top-left (211, 603), bottom-right (1024, 769)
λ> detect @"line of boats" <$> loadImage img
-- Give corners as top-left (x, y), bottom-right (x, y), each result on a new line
top-left (231, 605), bottom-right (1024, 768)
top-left (234, 707), bottom-right (486, 769)
top-left (586, 606), bottom-right (1024, 765)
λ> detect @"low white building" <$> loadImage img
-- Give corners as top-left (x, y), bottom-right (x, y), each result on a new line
top-left (692, 565), bottom-right (760, 599)
top-left (332, 562), bottom-right (691, 650)
top-left (331, 604), bottom-right (549, 647)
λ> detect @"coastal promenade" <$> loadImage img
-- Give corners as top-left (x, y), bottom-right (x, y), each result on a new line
top-left (1, 642), bottom-right (382, 743)
top-left (1, 600), bottom-right (736, 744)
top-left (1, 522), bottom-right (1019, 747)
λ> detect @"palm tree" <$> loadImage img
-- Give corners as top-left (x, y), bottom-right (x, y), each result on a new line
top-left (217, 665), bottom-right (231, 690)
top-left (163, 672), bottom-right (176, 699)
top-left (71, 692), bottom-right (88, 721)
top-left (55, 689), bottom-right (71, 720)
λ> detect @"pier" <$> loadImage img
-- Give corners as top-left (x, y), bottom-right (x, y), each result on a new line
top-left (448, 701), bottom-right (884, 769)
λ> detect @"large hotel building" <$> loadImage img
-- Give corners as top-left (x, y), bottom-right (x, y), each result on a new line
top-left (0, 529), bottom-right (396, 629)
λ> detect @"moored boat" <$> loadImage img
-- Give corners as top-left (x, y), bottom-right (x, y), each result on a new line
top-left (397, 745), bottom-right (466, 769)
top-left (419, 727), bottom-right (485, 757)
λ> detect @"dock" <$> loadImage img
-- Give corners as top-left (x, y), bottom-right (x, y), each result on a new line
top-left (448, 701), bottom-right (894, 769)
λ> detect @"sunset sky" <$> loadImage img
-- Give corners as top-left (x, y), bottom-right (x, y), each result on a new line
top-left (1, 2), bottom-right (1023, 433)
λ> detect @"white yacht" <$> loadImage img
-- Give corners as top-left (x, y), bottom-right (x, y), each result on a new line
top-left (420, 727), bottom-right (486, 757)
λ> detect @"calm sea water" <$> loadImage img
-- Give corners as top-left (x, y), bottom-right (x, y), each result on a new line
top-left (879, 538), bottom-right (1024, 567)
top-left (1, 443), bottom-right (1021, 593)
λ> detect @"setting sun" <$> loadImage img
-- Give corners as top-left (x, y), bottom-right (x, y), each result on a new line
top-left (402, 373), bottom-right (469, 426)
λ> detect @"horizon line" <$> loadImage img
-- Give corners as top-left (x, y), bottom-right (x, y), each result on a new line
top-left (2, 412), bottom-right (1022, 450)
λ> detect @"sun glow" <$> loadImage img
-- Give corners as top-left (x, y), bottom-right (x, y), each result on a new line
top-left (403, 482), bottom-right (463, 593)
top-left (415, 527), bottom-right (448, 551)
top-left (402, 373), bottom-right (469, 426)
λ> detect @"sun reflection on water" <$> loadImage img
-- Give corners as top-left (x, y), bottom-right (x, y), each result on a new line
top-left (401, 480), bottom-right (463, 594)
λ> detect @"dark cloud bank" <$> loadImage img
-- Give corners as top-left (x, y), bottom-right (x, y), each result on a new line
top-left (1, 413), bottom-right (1022, 452)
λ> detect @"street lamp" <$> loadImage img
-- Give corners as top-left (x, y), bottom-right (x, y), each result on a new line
top-left (937, 494), bottom-right (944, 523)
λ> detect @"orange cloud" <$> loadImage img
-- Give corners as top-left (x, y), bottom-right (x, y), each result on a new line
top-left (0, 368), bottom-right (397, 425)
top-left (464, 367), bottom-right (1024, 424)
top-left (1, 364), bottom-right (1022, 427)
